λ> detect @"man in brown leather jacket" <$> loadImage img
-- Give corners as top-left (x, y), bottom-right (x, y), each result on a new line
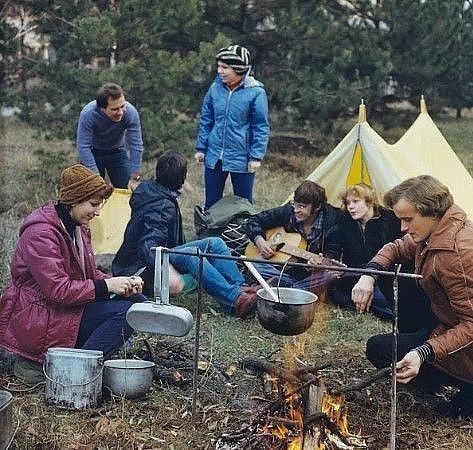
top-left (352, 175), bottom-right (473, 418)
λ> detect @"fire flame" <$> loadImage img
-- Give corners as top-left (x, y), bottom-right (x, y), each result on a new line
top-left (260, 300), bottom-right (365, 450)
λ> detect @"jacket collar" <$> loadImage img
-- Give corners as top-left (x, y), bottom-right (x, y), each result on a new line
top-left (426, 204), bottom-right (466, 251)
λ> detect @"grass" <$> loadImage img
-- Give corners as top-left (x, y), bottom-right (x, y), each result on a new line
top-left (1, 114), bottom-right (473, 449)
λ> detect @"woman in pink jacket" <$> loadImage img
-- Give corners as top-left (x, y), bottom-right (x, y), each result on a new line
top-left (0, 164), bottom-right (144, 384)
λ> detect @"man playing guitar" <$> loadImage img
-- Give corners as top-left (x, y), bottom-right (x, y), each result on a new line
top-left (245, 180), bottom-right (342, 292)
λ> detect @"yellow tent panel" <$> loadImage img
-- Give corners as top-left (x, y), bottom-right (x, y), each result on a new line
top-left (90, 188), bottom-right (131, 255)
top-left (346, 142), bottom-right (372, 187)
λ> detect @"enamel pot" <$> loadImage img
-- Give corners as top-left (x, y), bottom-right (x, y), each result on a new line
top-left (256, 287), bottom-right (318, 336)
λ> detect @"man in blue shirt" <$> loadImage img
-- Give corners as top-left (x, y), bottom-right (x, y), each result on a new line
top-left (76, 83), bottom-right (144, 189)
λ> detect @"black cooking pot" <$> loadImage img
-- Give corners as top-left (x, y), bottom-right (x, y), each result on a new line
top-left (256, 287), bottom-right (318, 336)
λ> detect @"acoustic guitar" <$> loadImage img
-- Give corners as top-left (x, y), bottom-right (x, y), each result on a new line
top-left (245, 226), bottom-right (324, 264)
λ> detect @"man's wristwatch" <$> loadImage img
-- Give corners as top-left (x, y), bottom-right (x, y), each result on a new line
top-left (131, 175), bottom-right (141, 182)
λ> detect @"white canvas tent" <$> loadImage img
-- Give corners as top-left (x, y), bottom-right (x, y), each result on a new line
top-left (302, 98), bottom-right (473, 218)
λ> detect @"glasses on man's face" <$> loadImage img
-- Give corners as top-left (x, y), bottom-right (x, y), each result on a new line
top-left (291, 200), bottom-right (310, 211)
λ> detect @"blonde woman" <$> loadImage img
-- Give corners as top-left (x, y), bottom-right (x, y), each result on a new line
top-left (330, 183), bottom-right (401, 319)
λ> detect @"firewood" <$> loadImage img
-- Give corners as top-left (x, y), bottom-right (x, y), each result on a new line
top-left (242, 357), bottom-right (330, 384)
top-left (330, 367), bottom-right (390, 395)
top-left (242, 357), bottom-right (299, 384)
top-left (153, 368), bottom-right (188, 385)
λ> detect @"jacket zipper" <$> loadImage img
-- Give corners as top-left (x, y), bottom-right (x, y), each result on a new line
top-left (220, 88), bottom-right (233, 163)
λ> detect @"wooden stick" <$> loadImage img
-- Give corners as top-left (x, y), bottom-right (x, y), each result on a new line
top-left (330, 367), bottom-right (391, 395)
top-left (243, 260), bottom-right (280, 302)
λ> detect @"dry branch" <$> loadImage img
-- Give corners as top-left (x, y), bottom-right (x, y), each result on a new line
top-left (330, 367), bottom-right (391, 395)
top-left (242, 357), bottom-right (330, 384)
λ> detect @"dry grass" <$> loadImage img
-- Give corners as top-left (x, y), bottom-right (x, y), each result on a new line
top-left (1, 116), bottom-right (473, 449)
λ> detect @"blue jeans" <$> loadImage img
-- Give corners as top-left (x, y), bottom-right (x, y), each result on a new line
top-left (204, 161), bottom-right (255, 209)
top-left (169, 237), bottom-right (245, 310)
top-left (75, 297), bottom-right (139, 359)
top-left (92, 147), bottom-right (131, 188)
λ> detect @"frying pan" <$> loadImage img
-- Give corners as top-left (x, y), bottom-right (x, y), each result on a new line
top-left (126, 247), bottom-right (194, 336)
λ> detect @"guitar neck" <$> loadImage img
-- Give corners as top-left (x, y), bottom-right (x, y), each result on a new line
top-left (278, 244), bottom-right (323, 264)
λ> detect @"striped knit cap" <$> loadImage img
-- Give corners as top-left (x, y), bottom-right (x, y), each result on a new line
top-left (215, 45), bottom-right (251, 74)
top-left (60, 164), bottom-right (111, 205)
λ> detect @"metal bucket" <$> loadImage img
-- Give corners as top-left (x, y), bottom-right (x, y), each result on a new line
top-left (257, 287), bottom-right (318, 336)
top-left (44, 348), bottom-right (103, 410)
top-left (0, 390), bottom-right (13, 450)
top-left (103, 359), bottom-right (155, 398)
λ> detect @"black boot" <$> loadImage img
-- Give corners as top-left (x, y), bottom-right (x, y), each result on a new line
top-left (436, 385), bottom-right (473, 418)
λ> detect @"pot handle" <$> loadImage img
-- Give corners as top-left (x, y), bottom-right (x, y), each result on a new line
top-left (243, 260), bottom-right (280, 303)
top-left (154, 247), bottom-right (170, 305)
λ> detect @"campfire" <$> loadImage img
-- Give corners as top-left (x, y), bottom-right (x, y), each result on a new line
top-left (216, 358), bottom-right (367, 449)
top-left (212, 295), bottom-right (391, 449)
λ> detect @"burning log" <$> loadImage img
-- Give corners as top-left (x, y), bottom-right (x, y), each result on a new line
top-left (217, 356), bottom-right (381, 449)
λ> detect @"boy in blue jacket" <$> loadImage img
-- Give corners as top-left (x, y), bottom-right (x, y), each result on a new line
top-left (113, 150), bottom-right (258, 318)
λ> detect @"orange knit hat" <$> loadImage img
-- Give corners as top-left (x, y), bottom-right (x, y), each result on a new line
top-left (59, 164), bottom-right (111, 205)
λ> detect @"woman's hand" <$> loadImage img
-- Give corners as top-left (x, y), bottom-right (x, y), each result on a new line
top-left (105, 276), bottom-right (144, 297)
top-left (351, 275), bottom-right (375, 313)
top-left (255, 236), bottom-right (275, 259)
top-left (195, 152), bottom-right (205, 164)
top-left (248, 161), bottom-right (261, 173)
top-left (396, 351), bottom-right (421, 384)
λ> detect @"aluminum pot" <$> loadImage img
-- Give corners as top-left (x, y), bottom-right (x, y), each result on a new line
top-left (103, 359), bottom-right (155, 398)
top-left (256, 287), bottom-right (318, 336)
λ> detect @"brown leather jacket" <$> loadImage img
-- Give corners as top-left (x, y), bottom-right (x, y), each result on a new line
top-left (370, 204), bottom-right (473, 382)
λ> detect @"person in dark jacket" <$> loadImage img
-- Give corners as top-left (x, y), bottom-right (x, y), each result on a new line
top-left (245, 180), bottom-right (342, 291)
top-left (0, 164), bottom-right (145, 385)
top-left (112, 150), bottom-right (259, 318)
top-left (195, 45), bottom-right (270, 209)
top-left (329, 183), bottom-right (402, 319)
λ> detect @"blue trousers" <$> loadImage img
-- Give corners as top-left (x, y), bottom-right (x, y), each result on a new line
top-left (170, 237), bottom-right (245, 310)
top-left (92, 147), bottom-right (131, 188)
top-left (204, 161), bottom-right (255, 209)
top-left (76, 297), bottom-right (136, 359)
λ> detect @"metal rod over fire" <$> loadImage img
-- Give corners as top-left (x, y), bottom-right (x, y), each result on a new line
top-left (390, 264), bottom-right (401, 450)
top-left (153, 247), bottom-right (421, 439)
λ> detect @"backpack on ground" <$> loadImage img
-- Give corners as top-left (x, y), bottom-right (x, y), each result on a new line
top-left (194, 195), bottom-right (255, 255)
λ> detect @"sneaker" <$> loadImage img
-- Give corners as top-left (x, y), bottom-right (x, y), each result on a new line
top-left (234, 291), bottom-right (258, 319)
